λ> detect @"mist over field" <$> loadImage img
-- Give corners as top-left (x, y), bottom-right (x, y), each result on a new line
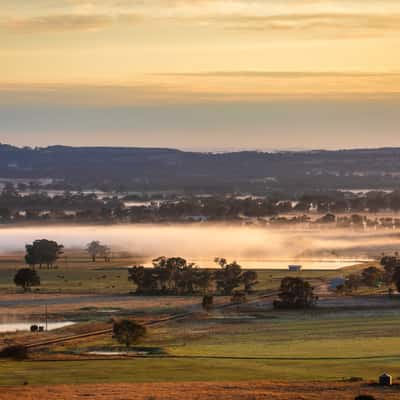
top-left (0, 224), bottom-right (398, 267)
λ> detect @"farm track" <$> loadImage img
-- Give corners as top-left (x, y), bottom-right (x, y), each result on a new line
top-left (24, 290), bottom-right (280, 350)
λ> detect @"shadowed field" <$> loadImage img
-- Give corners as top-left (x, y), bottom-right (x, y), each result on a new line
top-left (0, 381), bottom-right (399, 400)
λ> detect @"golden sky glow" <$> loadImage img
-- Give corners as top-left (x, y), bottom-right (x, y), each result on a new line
top-left (1, 1), bottom-right (400, 88)
top-left (1, 0), bottom-right (399, 149)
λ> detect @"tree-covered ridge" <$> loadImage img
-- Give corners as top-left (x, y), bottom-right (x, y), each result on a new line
top-left (2, 144), bottom-right (400, 191)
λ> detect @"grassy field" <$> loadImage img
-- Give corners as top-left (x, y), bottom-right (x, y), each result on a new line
top-left (0, 250), bottom-right (393, 388)
top-left (0, 251), bottom-right (347, 294)
top-left (2, 357), bottom-right (400, 386)
top-left (1, 307), bottom-right (399, 386)
top-left (0, 252), bottom-right (138, 294)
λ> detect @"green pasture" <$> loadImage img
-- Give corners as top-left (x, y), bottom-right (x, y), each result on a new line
top-left (4, 308), bottom-right (397, 386)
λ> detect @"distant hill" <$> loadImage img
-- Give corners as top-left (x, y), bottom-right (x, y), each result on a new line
top-left (1, 144), bottom-right (400, 193)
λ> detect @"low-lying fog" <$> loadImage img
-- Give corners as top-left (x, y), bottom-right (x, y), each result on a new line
top-left (0, 224), bottom-right (398, 268)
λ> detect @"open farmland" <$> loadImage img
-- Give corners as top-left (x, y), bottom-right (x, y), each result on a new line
top-left (2, 298), bottom-right (400, 386)
top-left (0, 245), bottom-right (397, 399)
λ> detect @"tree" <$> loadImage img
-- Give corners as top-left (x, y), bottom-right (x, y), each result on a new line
top-left (100, 245), bottom-right (111, 262)
top-left (242, 270), bottom-right (258, 293)
top-left (195, 269), bottom-right (214, 294)
top-left (214, 259), bottom-right (243, 295)
top-left (14, 268), bottom-right (40, 292)
top-left (202, 294), bottom-right (214, 311)
top-left (86, 241), bottom-right (103, 262)
top-left (112, 319), bottom-right (146, 348)
top-left (25, 239), bottom-right (64, 269)
top-left (274, 277), bottom-right (317, 309)
top-left (128, 265), bottom-right (157, 294)
top-left (361, 266), bottom-right (383, 287)
top-left (380, 256), bottom-right (400, 284)
top-left (392, 267), bottom-right (400, 293)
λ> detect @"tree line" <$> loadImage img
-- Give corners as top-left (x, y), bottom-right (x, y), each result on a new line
top-left (336, 256), bottom-right (400, 294)
top-left (128, 257), bottom-right (258, 296)
top-left (4, 183), bottom-right (400, 226)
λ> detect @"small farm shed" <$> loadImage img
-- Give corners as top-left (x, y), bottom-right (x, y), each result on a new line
top-left (329, 278), bottom-right (346, 290)
top-left (379, 373), bottom-right (392, 386)
top-left (288, 265), bottom-right (302, 272)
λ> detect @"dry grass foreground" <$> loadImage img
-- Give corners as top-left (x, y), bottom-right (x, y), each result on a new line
top-left (0, 381), bottom-right (399, 400)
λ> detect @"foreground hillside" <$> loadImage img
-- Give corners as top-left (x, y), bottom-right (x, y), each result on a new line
top-left (1, 381), bottom-right (398, 400)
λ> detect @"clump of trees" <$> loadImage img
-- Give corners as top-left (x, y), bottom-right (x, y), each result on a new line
top-left (361, 266), bottom-right (383, 287)
top-left (337, 265), bottom-right (386, 294)
top-left (214, 258), bottom-right (258, 295)
top-left (86, 241), bottom-right (111, 262)
top-left (274, 277), bottom-right (317, 309)
top-left (336, 273), bottom-right (362, 294)
top-left (128, 257), bottom-right (258, 296)
top-left (14, 268), bottom-right (40, 292)
top-left (25, 239), bottom-right (64, 269)
top-left (113, 319), bottom-right (146, 348)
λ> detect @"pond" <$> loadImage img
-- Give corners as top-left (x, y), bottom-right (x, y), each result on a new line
top-left (87, 350), bottom-right (148, 356)
top-left (0, 321), bottom-right (75, 333)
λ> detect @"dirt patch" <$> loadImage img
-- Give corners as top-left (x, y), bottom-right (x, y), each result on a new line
top-left (0, 381), bottom-right (399, 400)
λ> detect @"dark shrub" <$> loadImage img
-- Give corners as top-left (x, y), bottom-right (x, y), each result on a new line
top-left (355, 396), bottom-right (376, 400)
top-left (113, 319), bottom-right (146, 348)
top-left (14, 268), bottom-right (40, 292)
top-left (202, 294), bottom-right (214, 311)
top-left (0, 345), bottom-right (28, 359)
top-left (231, 291), bottom-right (247, 304)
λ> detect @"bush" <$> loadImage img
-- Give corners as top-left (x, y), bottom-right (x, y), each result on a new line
top-left (274, 277), bottom-right (317, 309)
top-left (0, 345), bottom-right (28, 359)
top-left (231, 291), bottom-right (247, 304)
top-left (14, 268), bottom-right (40, 292)
top-left (202, 294), bottom-right (214, 311)
top-left (113, 319), bottom-right (146, 348)
top-left (355, 396), bottom-right (376, 400)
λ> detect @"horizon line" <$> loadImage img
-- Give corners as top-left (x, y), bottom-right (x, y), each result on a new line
top-left (2, 142), bottom-right (400, 154)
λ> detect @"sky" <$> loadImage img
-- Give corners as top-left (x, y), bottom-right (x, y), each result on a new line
top-left (1, 0), bottom-right (399, 150)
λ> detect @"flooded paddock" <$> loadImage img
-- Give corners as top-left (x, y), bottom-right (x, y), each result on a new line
top-left (0, 321), bottom-right (75, 333)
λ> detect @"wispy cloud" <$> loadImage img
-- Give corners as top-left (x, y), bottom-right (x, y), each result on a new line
top-left (2, 1), bottom-right (400, 38)
top-left (155, 71), bottom-right (400, 78)
top-left (2, 14), bottom-right (114, 33)
top-left (1, 72), bottom-right (400, 106)
top-left (218, 13), bottom-right (400, 36)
